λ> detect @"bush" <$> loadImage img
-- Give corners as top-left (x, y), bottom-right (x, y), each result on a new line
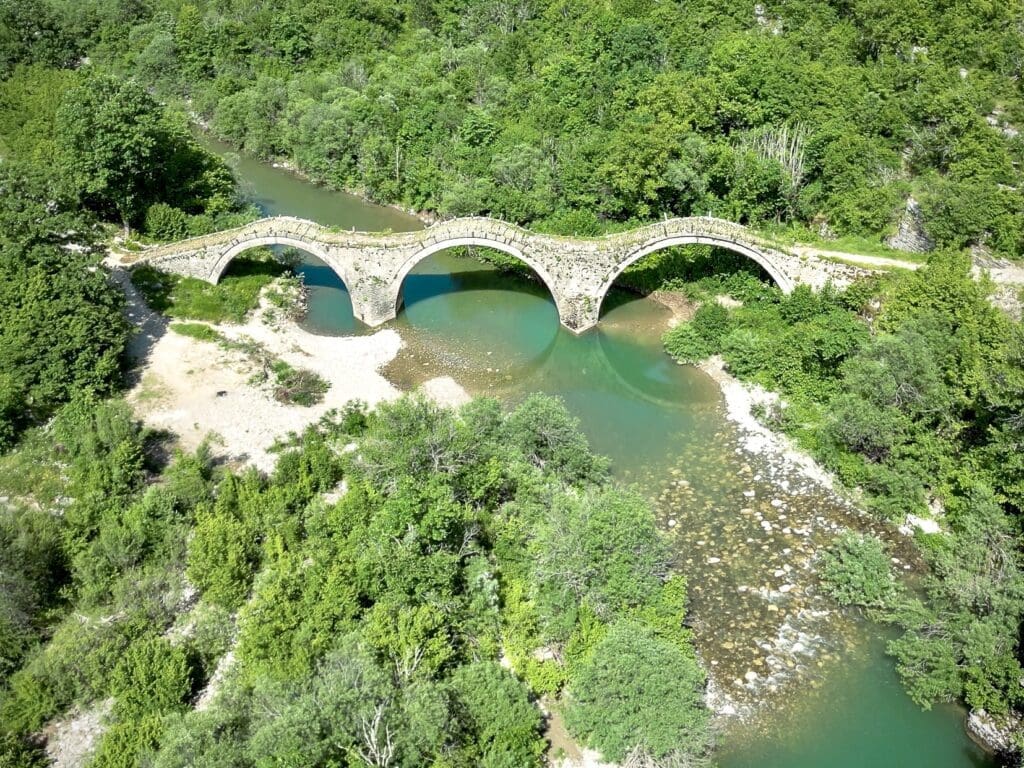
top-left (110, 635), bottom-right (192, 718)
top-left (187, 506), bottom-right (259, 609)
top-left (89, 714), bottom-right (165, 768)
top-left (565, 621), bottom-right (710, 763)
top-left (448, 662), bottom-right (545, 768)
top-left (819, 531), bottom-right (902, 609)
top-left (663, 323), bottom-right (713, 364)
top-left (269, 360), bottom-right (329, 407)
top-left (663, 301), bottom-right (732, 364)
top-left (144, 203), bottom-right (190, 240)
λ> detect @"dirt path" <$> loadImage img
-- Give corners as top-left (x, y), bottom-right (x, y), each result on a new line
top-left (789, 245), bottom-right (923, 270)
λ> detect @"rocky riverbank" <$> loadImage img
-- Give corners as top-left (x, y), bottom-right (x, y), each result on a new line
top-left (646, 356), bottom-right (924, 722)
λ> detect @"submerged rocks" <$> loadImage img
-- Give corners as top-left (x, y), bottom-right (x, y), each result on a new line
top-left (652, 371), bottom-right (908, 724)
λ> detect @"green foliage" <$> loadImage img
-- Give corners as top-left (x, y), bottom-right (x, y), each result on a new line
top-left (131, 254), bottom-right (286, 324)
top-left (565, 621), bottom-right (710, 763)
top-left (188, 510), bottom-right (258, 610)
top-left (89, 714), bottom-right (165, 768)
top-left (502, 393), bottom-right (610, 484)
top-left (448, 662), bottom-right (545, 767)
top-left (1, 391), bottom-right (703, 765)
top-left (530, 486), bottom-right (671, 627)
top-left (267, 360), bottom-right (329, 407)
top-left (0, 732), bottom-right (47, 768)
top-left (23, 0), bottom-right (1019, 252)
top-left (51, 73), bottom-right (242, 232)
top-left (663, 301), bottom-right (732, 363)
top-left (0, 167), bottom-right (129, 449)
top-left (110, 635), bottom-right (192, 718)
top-left (819, 531), bottom-right (902, 608)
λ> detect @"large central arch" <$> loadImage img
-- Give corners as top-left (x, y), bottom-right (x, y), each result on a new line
top-left (595, 234), bottom-right (795, 316)
top-left (391, 235), bottom-right (567, 319)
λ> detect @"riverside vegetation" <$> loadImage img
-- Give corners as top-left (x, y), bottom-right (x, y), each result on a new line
top-left (647, 245), bottom-right (1024, 738)
top-left (0, 394), bottom-right (711, 767)
top-left (1, 0), bottom-right (1024, 766)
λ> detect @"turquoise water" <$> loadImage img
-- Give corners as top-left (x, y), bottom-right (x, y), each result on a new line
top-left (205, 135), bottom-right (993, 768)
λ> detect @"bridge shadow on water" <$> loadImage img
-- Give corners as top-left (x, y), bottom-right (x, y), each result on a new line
top-left (398, 268), bottom-right (556, 313)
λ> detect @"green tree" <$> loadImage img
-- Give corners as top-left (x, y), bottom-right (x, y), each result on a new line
top-left (531, 486), bottom-right (670, 627)
top-left (56, 75), bottom-right (169, 232)
top-left (565, 621), bottom-right (710, 763)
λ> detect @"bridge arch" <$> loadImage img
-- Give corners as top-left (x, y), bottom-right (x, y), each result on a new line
top-left (595, 234), bottom-right (795, 316)
top-left (392, 236), bottom-right (568, 320)
top-left (210, 235), bottom-right (353, 289)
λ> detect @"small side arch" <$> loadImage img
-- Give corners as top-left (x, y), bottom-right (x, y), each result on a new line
top-left (392, 236), bottom-right (567, 320)
top-left (596, 234), bottom-right (795, 315)
top-left (210, 235), bottom-right (352, 288)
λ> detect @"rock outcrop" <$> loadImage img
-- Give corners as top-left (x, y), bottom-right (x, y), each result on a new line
top-left (886, 197), bottom-right (934, 253)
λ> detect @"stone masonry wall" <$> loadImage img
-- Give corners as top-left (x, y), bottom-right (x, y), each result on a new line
top-left (119, 216), bottom-right (866, 333)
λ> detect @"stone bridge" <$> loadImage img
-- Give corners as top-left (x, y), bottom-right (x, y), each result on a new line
top-left (120, 216), bottom-right (865, 333)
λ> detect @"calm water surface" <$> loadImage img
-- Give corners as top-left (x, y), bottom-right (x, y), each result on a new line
top-left (208, 136), bottom-right (993, 768)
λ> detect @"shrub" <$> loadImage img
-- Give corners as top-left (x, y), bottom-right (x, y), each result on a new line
top-left (448, 662), bottom-right (545, 768)
top-left (565, 621), bottom-right (710, 763)
top-left (819, 531), bottom-right (902, 608)
top-left (144, 203), bottom-right (190, 240)
top-left (663, 301), bottom-right (731, 364)
top-left (89, 714), bottom-right (165, 768)
top-left (269, 360), bottom-right (329, 407)
top-left (187, 507), bottom-right (259, 610)
top-left (110, 635), bottom-right (192, 718)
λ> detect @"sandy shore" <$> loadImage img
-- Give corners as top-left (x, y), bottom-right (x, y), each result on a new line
top-left (116, 271), bottom-right (468, 471)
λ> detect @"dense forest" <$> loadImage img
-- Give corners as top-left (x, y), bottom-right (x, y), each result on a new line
top-left (0, 394), bottom-right (710, 767)
top-left (2, 0), bottom-right (1023, 252)
top-left (2, 0), bottom-right (1024, 766)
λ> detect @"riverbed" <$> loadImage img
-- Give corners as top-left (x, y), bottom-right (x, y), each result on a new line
top-left (209, 136), bottom-right (993, 768)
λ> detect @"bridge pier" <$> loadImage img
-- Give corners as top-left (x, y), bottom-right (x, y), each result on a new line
top-left (558, 294), bottom-right (602, 335)
top-left (349, 277), bottom-right (403, 329)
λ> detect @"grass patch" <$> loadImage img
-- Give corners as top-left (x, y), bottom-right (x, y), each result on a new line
top-left (170, 322), bottom-right (224, 343)
top-left (131, 251), bottom-right (287, 323)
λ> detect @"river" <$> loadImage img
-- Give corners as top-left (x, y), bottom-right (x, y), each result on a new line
top-left (211, 138), bottom-right (993, 768)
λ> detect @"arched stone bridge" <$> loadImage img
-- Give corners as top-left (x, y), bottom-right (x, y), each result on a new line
top-left (120, 216), bottom-right (865, 333)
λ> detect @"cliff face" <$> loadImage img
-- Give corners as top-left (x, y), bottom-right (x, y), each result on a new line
top-left (887, 197), bottom-right (935, 253)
